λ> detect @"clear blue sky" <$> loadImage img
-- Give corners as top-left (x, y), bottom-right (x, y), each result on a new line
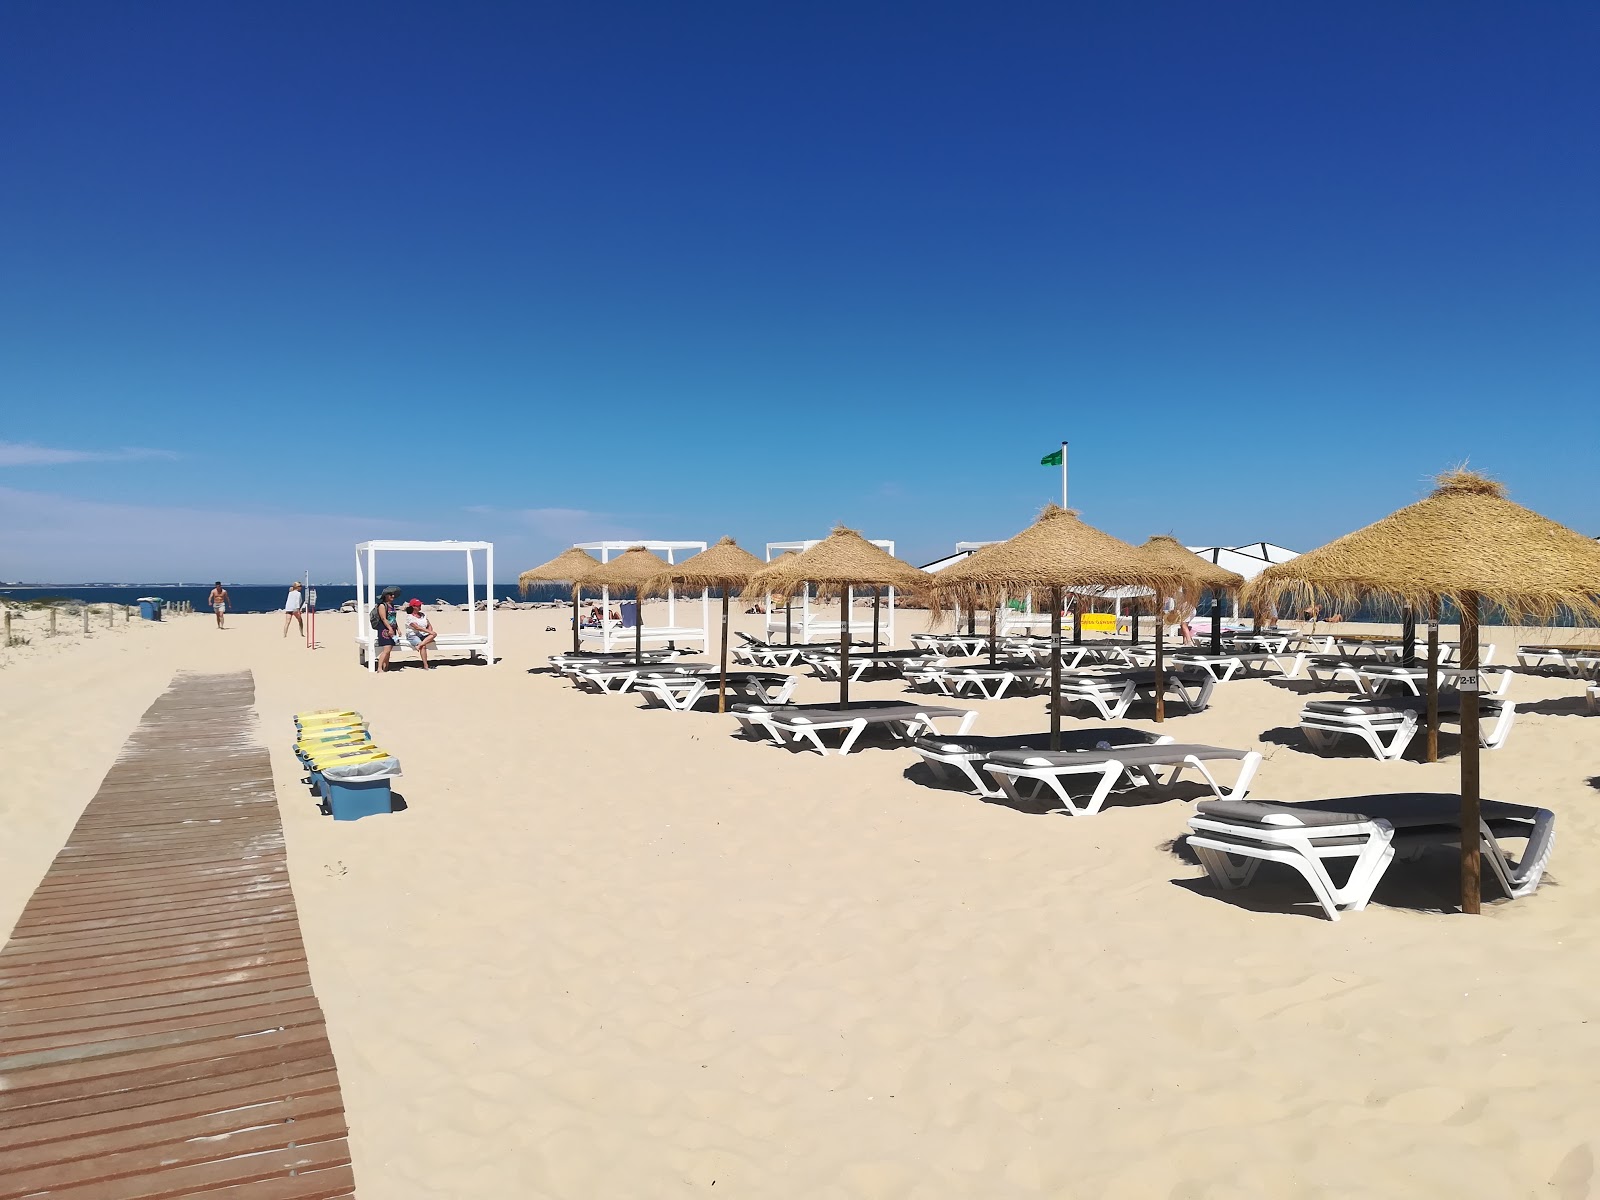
top-left (3, 2), bottom-right (1596, 581)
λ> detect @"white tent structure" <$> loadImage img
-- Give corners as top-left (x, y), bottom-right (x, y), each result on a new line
top-left (765, 537), bottom-right (900, 645)
top-left (355, 540), bottom-right (495, 671)
top-left (576, 540), bottom-right (709, 652)
top-left (1186, 542), bottom-right (1300, 621)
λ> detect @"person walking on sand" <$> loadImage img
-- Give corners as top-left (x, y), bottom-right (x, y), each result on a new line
top-left (373, 586), bottom-right (401, 672)
top-left (282, 582), bottom-right (305, 638)
top-left (402, 598), bottom-right (438, 669)
top-left (208, 582), bottom-right (230, 629)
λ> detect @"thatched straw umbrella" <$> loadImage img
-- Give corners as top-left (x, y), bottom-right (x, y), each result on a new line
top-left (1244, 469), bottom-right (1600, 914)
top-left (519, 547), bottom-right (601, 653)
top-left (644, 537), bottom-right (764, 712)
top-left (745, 528), bottom-right (930, 708)
top-left (1138, 535), bottom-right (1247, 655)
top-left (572, 546), bottom-right (669, 665)
top-left (931, 506), bottom-right (1186, 746)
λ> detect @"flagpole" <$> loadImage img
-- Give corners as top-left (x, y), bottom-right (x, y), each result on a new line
top-left (1060, 440), bottom-right (1068, 508)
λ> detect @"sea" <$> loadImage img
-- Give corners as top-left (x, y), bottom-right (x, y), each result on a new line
top-left (0, 583), bottom-right (570, 613)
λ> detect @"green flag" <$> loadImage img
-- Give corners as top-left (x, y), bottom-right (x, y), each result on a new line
top-left (1040, 448), bottom-right (1063, 466)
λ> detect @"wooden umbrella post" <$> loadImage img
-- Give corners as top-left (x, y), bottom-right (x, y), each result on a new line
top-left (784, 596), bottom-right (792, 645)
top-left (1459, 592), bottom-right (1482, 915)
top-left (633, 589), bottom-right (643, 665)
top-left (1426, 598), bottom-right (1441, 763)
top-left (1401, 605), bottom-right (1416, 667)
top-left (838, 589), bottom-right (852, 709)
top-left (966, 605), bottom-right (975, 636)
top-left (1072, 602), bottom-right (1082, 646)
top-left (989, 602), bottom-right (998, 665)
top-left (718, 590), bottom-right (730, 713)
top-left (1210, 589), bottom-right (1223, 654)
top-left (1154, 597), bottom-right (1166, 723)
top-left (1130, 607), bottom-right (1139, 644)
top-left (1049, 587), bottom-right (1062, 751)
top-left (571, 588), bottom-right (581, 654)
top-left (871, 587), bottom-right (881, 649)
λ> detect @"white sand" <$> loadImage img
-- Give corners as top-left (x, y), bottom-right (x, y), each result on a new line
top-left (4, 604), bottom-right (1600, 1197)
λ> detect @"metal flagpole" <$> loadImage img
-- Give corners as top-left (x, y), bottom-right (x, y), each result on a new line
top-left (1060, 440), bottom-right (1068, 508)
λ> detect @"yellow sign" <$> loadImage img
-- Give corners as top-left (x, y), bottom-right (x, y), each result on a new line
top-left (1080, 612), bottom-right (1118, 633)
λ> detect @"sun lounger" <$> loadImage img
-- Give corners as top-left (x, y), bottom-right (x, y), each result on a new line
top-left (910, 632), bottom-right (995, 656)
top-left (802, 649), bottom-right (941, 683)
top-left (1517, 644), bottom-right (1600, 676)
top-left (982, 742), bottom-right (1263, 815)
top-left (1053, 668), bottom-right (1215, 720)
top-left (911, 729), bottom-right (1168, 796)
top-left (570, 661), bottom-right (717, 694)
top-left (1167, 651), bottom-right (1295, 682)
top-left (1586, 681), bottom-right (1599, 714)
top-left (1355, 664), bottom-right (1512, 698)
top-left (1299, 695), bottom-right (1516, 760)
top-left (902, 661), bottom-right (1048, 699)
top-left (1186, 793), bottom-right (1555, 920)
top-left (634, 670), bottom-right (798, 711)
top-left (731, 700), bottom-right (977, 756)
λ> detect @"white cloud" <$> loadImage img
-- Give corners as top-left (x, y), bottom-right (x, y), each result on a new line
top-left (0, 442), bottom-right (179, 467)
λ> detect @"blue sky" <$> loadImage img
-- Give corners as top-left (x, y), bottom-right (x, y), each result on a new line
top-left (3, 2), bottom-right (1596, 581)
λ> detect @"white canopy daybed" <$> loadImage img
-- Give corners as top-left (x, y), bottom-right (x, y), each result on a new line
top-left (576, 540), bottom-right (710, 652)
top-left (355, 540), bottom-right (495, 671)
top-left (764, 537), bottom-right (899, 645)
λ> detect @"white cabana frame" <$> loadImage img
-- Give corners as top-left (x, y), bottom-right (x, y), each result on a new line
top-left (576, 540), bottom-right (710, 652)
top-left (765, 538), bottom-right (898, 646)
top-left (355, 540), bottom-right (495, 671)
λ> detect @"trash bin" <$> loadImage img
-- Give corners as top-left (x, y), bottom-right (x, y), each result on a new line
top-left (136, 597), bottom-right (163, 622)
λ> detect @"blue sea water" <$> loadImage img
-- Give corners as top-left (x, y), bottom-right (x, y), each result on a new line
top-left (0, 583), bottom-right (570, 612)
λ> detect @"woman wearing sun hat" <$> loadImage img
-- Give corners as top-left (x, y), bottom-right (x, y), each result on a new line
top-left (374, 586), bottom-right (402, 672)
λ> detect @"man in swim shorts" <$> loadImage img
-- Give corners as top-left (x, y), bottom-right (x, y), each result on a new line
top-left (208, 581), bottom-right (230, 629)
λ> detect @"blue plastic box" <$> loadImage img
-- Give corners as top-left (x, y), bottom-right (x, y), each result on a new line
top-left (322, 775), bottom-right (394, 821)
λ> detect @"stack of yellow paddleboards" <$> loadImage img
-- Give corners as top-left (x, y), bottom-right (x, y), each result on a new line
top-left (293, 709), bottom-right (403, 821)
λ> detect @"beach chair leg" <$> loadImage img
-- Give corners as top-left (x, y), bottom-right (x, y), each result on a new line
top-left (834, 720), bottom-right (869, 756)
top-left (1191, 843), bottom-right (1262, 890)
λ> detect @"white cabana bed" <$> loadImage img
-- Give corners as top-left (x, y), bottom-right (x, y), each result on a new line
top-left (765, 537), bottom-right (899, 645)
top-left (576, 540), bottom-right (710, 652)
top-left (355, 540), bottom-right (495, 671)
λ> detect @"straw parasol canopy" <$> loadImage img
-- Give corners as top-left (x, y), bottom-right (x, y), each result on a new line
top-left (1138, 535), bottom-right (1246, 601)
top-left (643, 536), bottom-right (765, 713)
top-left (641, 536), bottom-right (764, 595)
top-left (1139, 534), bottom-right (1247, 651)
top-left (744, 527), bottom-right (929, 601)
top-left (1242, 470), bottom-right (1600, 625)
top-left (518, 546), bottom-right (601, 653)
top-left (1244, 468), bottom-right (1600, 916)
top-left (745, 528), bottom-right (931, 707)
top-left (932, 505), bottom-right (1185, 612)
top-left (518, 547), bottom-right (600, 594)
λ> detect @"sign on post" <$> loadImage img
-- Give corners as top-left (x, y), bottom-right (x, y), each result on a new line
top-left (1456, 671), bottom-right (1480, 692)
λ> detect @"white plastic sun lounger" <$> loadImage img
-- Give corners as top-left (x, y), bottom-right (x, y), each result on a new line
top-left (910, 729), bottom-right (1170, 797)
top-left (802, 650), bottom-right (941, 684)
top-left (910, 632), bottom-right (994, 656)
top-left (1517, 644), bottom-right (1600, 676)
top-left (634, 671), bottom-right (798, 711)
top-left (1167, 652), bottom-right (1295, 683)
top-left (1355, 664), bottom-right (1512, 698)
top-left (1300, 696), bottom-right (1516, 761)
top-left (1586, 681), bottom-right (1599, 714)
top-left (1053, 669), bottom-right (1215, 720)
top-left (570, 661), bottom-right (716, 694)
top-left (903, 662), bottom-right (1048, 699)
top-left (982, 742), bottom-right (1263, 816)
top-left (731, 700), bottom-right (977, 757)
top-left (1187, 794), bottom-right (1555, 921)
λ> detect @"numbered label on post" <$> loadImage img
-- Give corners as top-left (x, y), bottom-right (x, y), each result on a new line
top-left (1456, 671), bottom-right (1480, 692)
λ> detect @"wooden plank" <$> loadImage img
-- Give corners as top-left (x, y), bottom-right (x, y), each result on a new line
top-left (0, 671), bottom-right (358, 1196)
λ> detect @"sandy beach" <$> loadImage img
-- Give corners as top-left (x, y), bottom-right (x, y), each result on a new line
top-left (4, 603), bottom-right (1599, 1198)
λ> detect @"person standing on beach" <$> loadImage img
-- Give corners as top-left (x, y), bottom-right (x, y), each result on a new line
top-left (208, 581), bottom-right (230, 629)
top-left (373, 586), bottom-right (401, 671)
top-left (282, 582), bottom-right (305, 638)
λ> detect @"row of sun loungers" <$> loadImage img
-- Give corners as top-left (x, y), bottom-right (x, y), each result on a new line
top-left (541, 637), bottom-right (1560, 921)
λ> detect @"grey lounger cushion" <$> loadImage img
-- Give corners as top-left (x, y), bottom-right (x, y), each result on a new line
top-left (986, 743), bottom-right (1249, 769)
top-left (1195, 800), bottom-right (1368, 827)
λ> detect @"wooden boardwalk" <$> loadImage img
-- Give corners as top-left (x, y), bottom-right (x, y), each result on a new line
top-left (0, 672), bottom-right (356, 1198)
